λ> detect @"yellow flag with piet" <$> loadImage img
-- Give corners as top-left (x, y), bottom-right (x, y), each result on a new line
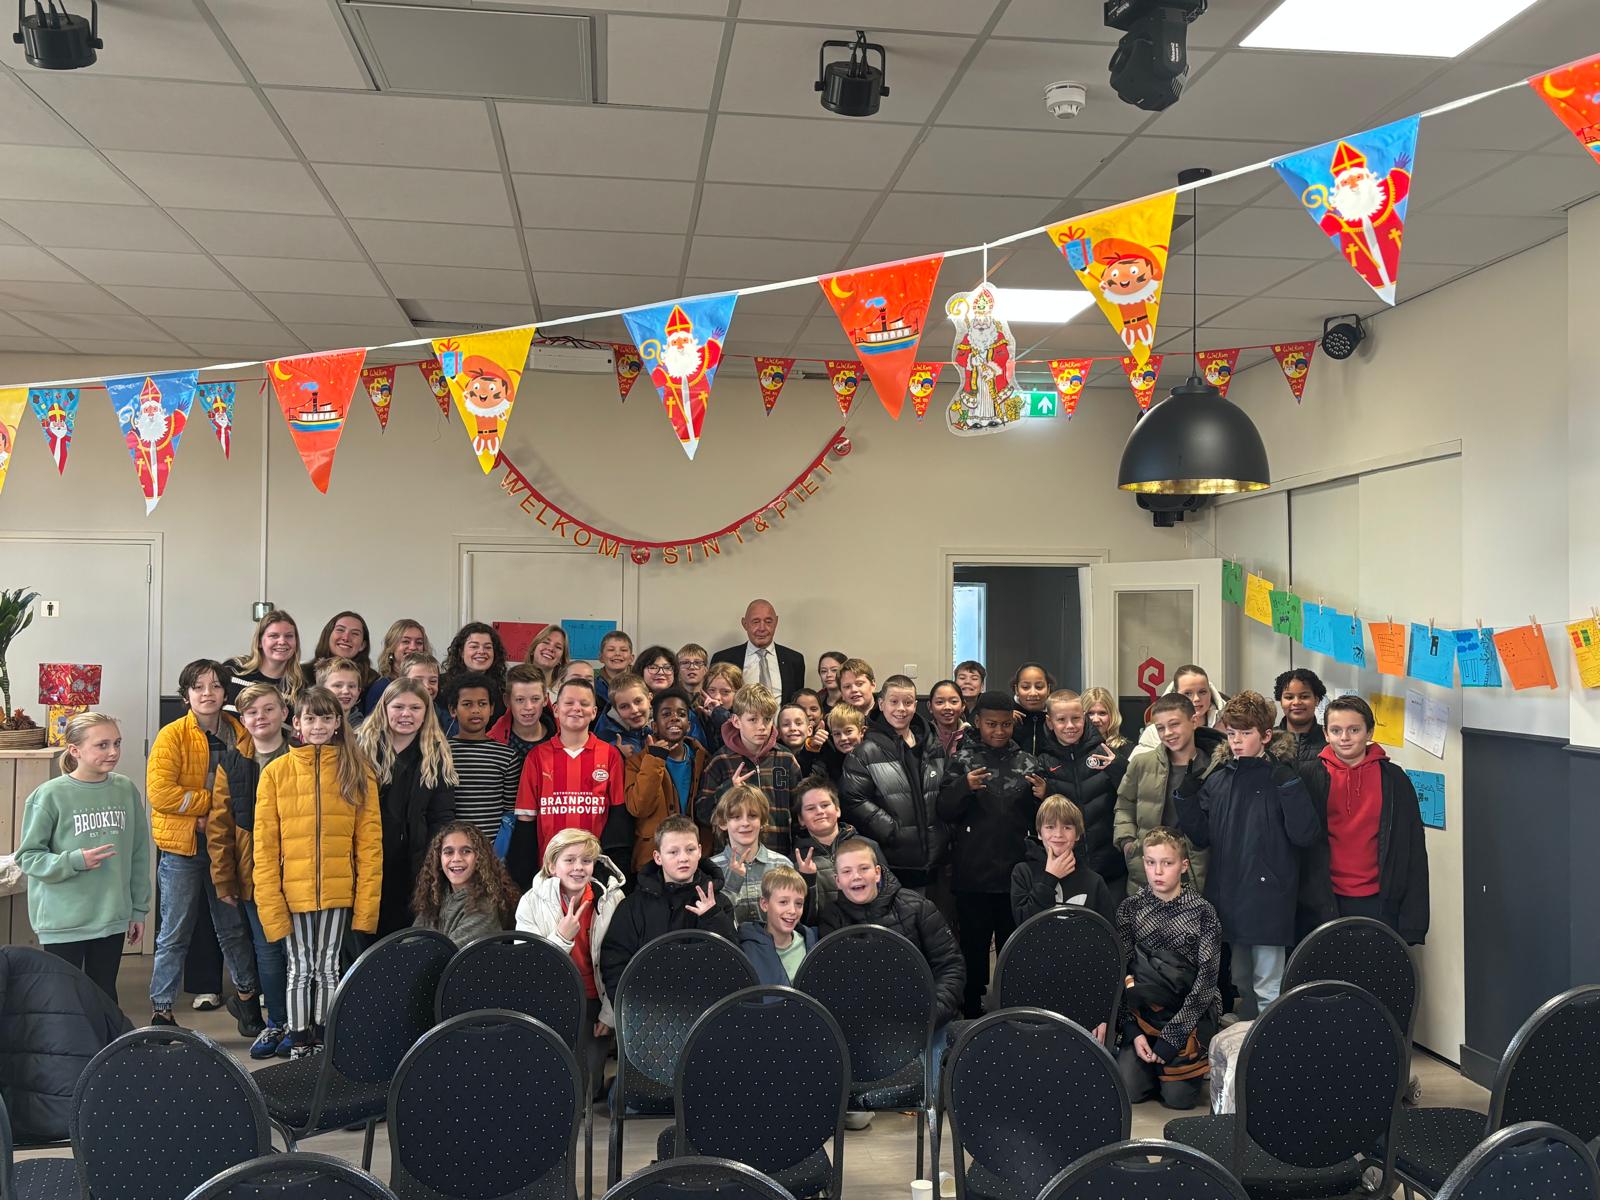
top-left (1045, 192), bottom-right (1176, 368)
top-left (432, 327), bottom-right (536, 473)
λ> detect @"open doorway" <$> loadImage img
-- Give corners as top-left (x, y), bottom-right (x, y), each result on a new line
top-left (951, 564), bottom-right (1082, 690)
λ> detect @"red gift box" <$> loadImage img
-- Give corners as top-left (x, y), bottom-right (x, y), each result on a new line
top-left (38, 663), bottom-right (102, 706)
top-left (492, 622), bottom-right (547, 665)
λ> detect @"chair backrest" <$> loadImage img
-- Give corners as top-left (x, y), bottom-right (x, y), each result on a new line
top-left (1038, 1139), bottom-right (1250, 1200)
top-left (436, 931), bottom-right (585, 1050)
top-left (1435, 1121), bottom-right (1600, 1200)
top-left (71, 1027), bottom-right (272, 1200)
top-left (325, 928), bottom-right (456, 1085)
top-left (388, 1011), bottom-right (580, 1200)
top-left (676, 986), bottom-right (848, 1188)
top-left (1235, 982), bottom-right (1405, 1177)
top-left (944, 1008), bottom-right (1130, 1200)
top-left (793, 925), bottom-right (935, 1088)
top-left (185, 1152), bottom-right (399, 1199)
top-left (615, 931), bottom-right (757, 1106)
top-left (993, 908), bottom-right (1124, 1039)
top-left (1492, 985), bottom-right (1600, 1143)
top-left (1283, 917), bottom-right (1419, 1041)
top-left (600, 1157), bottom-right (797, 1200)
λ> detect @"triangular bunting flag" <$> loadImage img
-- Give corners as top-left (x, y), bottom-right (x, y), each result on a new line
top-left (1046, 192), bottom-right (1176, 367)
top-left (623, 294), bottom-right (737, 460)
top-left (1121, 354), bottom-right (1164, 411)
top-left (417, 358), bottom-right (452, 415)
top-left (29, 387), bottom-right (79, 474)
top-left (0, 387), bottom-right (26, 497)
top-left (1273, 116), bottom-right (1418, 305)
top-left (907, 362), bottom-right (942, 421)
top-left (818, 254), bottom-right (943, 419)
top-left (754, 357), bottom-right (795, 416)
top-left (611, 343), bottom-right (643, 402)
top-left (266, 349), bottom-right (366, 494)
top-left (1272, 341), bottom-right (1316, 402)
top-left (1047, 358), bottom-right (1093, 419)
top-left (106, 370), bottom-right (200, 512)
top-left (1195, 348), bottom-right (1240, 397)
top-left (198, 383), bottom-right (235, 458)
top-left (1529, 54), bottom-right (1600, 166)
top-left (359, 365), bottom-right (396, 431)
top-left (826, 361), bottom-right (862, 418)
top-left (432, 328), bottom-right (535, 472)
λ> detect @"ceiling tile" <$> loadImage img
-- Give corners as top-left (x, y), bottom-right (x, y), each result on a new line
top-left (254, 293), bottom-right (406, 325)
top-left (378, 263), bottom-right (532, 305)
top-left (1431, 153), bottom-right (1600, 216)
top-left (0, 310), bottom-right (52, 336)
top-left (351, 220), bottom-right (523, 269)
top-left (401, 299), bottom-right (537, 327)
top-left (27, 76), bottom-right (293, 158)
top-left (514, 175), bottom-right (697, 233)
top-left (533, 272), bottom-right (680, 309)
top-left (865, 192), bottom-right (1058, 244)
top-left (217, 255), bottom-right (387, 296)
top-left (1197, 205), bottom-right (1342, 258)
top-left (1373, 64), bottom-right (1557, 152)
top-left (1464, 0), bottom-right (1599, 67)
top-left (57, 337), bottom-right (195, 355)
top-left (108, 152), bottom-right (332, 214)
top-left (206, 0), bottom-right (371, 88)
top-left (0, 246), bottom-right (79, 283)
top-left (187, 341), bottom-right (299, 359)
top-left (996, 0), bottom-right (1271, 47)
top-left (169, 209), bottom-right (363, 259)
top-left (708, 115), bottom-right (920, 188)
top-left (896, 127), bottom-right (1123, 197)
top-left (289, 323), bottom-right (414, 351)
top-left (13, 0), bottom-right (245, 83)
top-left (0, 73), bottom-right (85, 146)
top-left (718, 23), bottom-right (968, 123)
top-left (1076, 135), bottom-right (1295, 206)
top-left (0, 146), bottom-right (145, 204)
top-left (268, 90), bottom-right (500, 170)
top-left (607, 16), bottom-right (727, 109)
top-left (682, 278), bottom-right (820, 315)
top-left (1262, 259), bottom-right (1466, 303)
top-left (739, 0), bottom-right (1000, 33)
top-left (1399, 212), bottom-right (1566, 265)
top-left (1203, 295), bottom-right (1383, 331)
top-left (687, 235), bottom-right (844, 280)
top-left (1171, 251), bottom-right (1316, 296)
top-left (695, 182), bottom-right (874, 241)
top-left (314, 164), bottom-right (513, 225)
top-left (0, 281), bottom-right (128, 312)
top-left (0, 201), bottom-right (195, 252)
top-left (523, 228), bottom-right (685, 274)
top-left (54, 248), bottom-right (234, 289)
top-left (19, 310), bottom-right (172, 340)
top-left (497, 103), bottom-right (708, 179)
top-left (151, 316), bottom-right (296, 345)
top-left (107, 285), bottom-right (269, 319)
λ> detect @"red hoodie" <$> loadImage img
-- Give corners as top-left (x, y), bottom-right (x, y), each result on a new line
top-left (1319, 742), bottom-right (1386, 897)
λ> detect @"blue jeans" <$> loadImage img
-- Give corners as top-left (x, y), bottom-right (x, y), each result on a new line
top-left (1228, 942), bottom-right (1286, 1020)
top-left (241, 899), bottom-right (287, 1027)
top-left (149, 847), bottom-right (259, 1011)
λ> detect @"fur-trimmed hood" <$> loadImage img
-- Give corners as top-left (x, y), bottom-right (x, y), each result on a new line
top-left (1208, 727), bottom-right (1298, 771)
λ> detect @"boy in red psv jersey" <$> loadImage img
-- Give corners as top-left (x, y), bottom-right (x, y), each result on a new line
top-left (514, 678), bottom-right (626, 864)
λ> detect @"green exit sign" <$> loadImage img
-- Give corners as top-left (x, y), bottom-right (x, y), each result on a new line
top-left (1024, 391), bottom-right (1057, 418)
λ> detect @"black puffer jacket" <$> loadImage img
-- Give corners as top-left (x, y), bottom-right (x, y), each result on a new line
top-left (598, 860), bottom-right (735, 999)
top-left (0, 947), bottom-right (130, 1143)
top-left (819, 874), bottom-right (965, 1024)
top-left (1277, 718), bottom-right (1328, 764)
top-left (839, 711), bottom-right (948, 884)
top-left (936, 737), bottom-right (1042, 893)
top-left (377, 741), bottom-right (456, 934)
top-left (1011, 707), bottom-right (1050, 756)
top-left (1033, 723), bottom-right (1129, 885)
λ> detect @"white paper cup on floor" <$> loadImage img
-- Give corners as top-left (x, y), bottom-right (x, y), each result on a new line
top-left (910, 1180), bottom-right (934, 1200)
top-left (939, 1170), bottom-right (956, 1197)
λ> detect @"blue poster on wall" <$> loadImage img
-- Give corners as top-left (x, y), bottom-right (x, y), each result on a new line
top-left (1407, 769), bottom-right (1446, 830)
top-left (565, 619), bottom-right (618, 661)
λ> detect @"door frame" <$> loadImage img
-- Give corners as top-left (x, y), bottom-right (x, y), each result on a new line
top-left (940, 546), bottom-right (1108, 683)
top-left (1083, 558), bottom-right (1228, 700)
top-left (453, 536), bottom-right (641, 637)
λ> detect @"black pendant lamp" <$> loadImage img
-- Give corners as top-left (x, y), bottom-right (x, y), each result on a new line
top-left (1117, 169), bottom-right (1271, 495)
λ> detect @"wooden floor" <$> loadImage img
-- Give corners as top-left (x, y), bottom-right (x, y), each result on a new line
top-left (15, 956), bottom-right (1490, 1199)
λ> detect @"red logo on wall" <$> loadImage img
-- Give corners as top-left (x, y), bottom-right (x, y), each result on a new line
top-left (1137, 657), bottom-right (1166, 699)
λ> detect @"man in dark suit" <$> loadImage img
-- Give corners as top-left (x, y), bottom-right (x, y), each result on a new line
top-left (711, 599), bottom-right (805, 701)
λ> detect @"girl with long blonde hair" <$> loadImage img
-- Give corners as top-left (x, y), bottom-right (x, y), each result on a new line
top-left (228, 608), bottom-right (302, 711)
top-left (1080, 686), bottom-right (1132, 752)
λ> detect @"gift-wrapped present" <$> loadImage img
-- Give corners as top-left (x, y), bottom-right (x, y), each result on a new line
top-left (38, 663), bottom-right (101, 705)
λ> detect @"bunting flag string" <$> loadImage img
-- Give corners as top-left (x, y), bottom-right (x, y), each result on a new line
top-left (1122, 353), bottom-right (1164, 411)
top-left (818, 255), bottom-right (944, 419)
top-left (1195, 348), bottom-right (1240, 397)
top-left (755, 356), bottom-right (795, 415)
top-left (106, 370), bottom-right (199, 513)
top-left (416, 358), bottom-right (452, 415)
top-left (611, 343), bottom-right (643, 402)
top-left (29, 387), bottom-right (78, 474)
top-left (907, 362), bottom-right (943, 421)
top-left (1047, 192), bottom-right (1176, 368)
top-left (624, 295), bottom-right (736, 460)
top-left (0, 387), bottom-right (25, 496)
top-left (1529, 53), bottom-right (1600, 166)
top-left (199, 382), bottom-right (235, 458)
top-left (1048, 358), bottom-right (1093, 418)
top-left (433, 328), bottom-right (536, 473)
top-left (266, 349), bottom-right (366, 493)
top-left (1272, 340), bottom-right (1317, 402)
top-left (826, 360), bottom-right (862, 417)
top-left (359, 365), bottom-right (396, 431)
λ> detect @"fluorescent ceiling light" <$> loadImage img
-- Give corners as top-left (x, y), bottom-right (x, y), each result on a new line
top-left (1241, 0), bottom-right (1542, 57)
top-left (949, 287), bottom-right (1096, 325)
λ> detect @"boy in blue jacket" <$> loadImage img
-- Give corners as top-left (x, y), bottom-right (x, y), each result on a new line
top-left (1174, 690), bottom-right (1320, 1020)
top-left (738, 865), bottom-right (816, 985)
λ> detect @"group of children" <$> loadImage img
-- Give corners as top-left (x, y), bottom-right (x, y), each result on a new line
top-left (14, 606), bottom-right (1430, 1111)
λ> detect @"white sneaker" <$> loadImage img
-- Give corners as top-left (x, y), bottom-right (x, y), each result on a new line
top-left (843, 1111), bottom-right (874, 1130)
top-left (191, 993), bottom-right (223, 1012)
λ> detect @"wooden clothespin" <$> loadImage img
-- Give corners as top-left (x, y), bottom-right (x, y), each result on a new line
top-left (1530, 614), bottom-right (1539, 630)
top-left (1476, 617), bottom-right (1484, 633)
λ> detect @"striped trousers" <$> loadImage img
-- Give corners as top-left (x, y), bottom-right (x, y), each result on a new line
top-left (285, 907), bottom-right (351, 1033)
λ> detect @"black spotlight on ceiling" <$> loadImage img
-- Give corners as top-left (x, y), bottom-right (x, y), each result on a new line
top-left (1104, 0), bottom-right (1205, 112)
top-left (1321, 314), bottom-right (1367, 360)
top-left (1118, 167), bottom-right (1271, 501)
top-left (14, 0), bottom-right (100, 69)
top-left (815, 30), bottom-right (889, 118)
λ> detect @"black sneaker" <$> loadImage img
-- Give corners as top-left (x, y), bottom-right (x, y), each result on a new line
top-left (286, 1030), bottom-right (318, 1060)
top-left (226, 992), bottom-right (265, 1038)
top-left (149, 1010), bottom-right (179, 1027)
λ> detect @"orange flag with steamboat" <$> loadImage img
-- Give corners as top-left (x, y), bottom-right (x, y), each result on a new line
top-left (818, 255), bottom-right (944, 419)
top-left (267, 349), bottom-right (366, 493)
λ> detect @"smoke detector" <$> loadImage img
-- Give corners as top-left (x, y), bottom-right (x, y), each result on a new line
top-left (1045, 80), bottom-right (1087, 119)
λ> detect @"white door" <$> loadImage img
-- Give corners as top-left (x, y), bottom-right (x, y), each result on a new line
top-left (1084, 559), bottom-right (1227, 707)
top-left (459, 541), bottom-right (637, 657)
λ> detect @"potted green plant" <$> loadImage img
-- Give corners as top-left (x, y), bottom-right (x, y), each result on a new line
top-left (0, 587), bottom-right (44, 749)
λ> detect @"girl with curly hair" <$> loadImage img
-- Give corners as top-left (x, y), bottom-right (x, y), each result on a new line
top-left (411, 821), bottom-right (520, 947)
top-left (442, 622), bottom-right (509, 726)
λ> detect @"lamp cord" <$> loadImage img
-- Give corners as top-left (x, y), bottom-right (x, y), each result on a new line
top-left (1192, 186), bottom-right (1199, 366)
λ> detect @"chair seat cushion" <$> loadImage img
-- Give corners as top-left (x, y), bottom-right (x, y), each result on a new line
top-left (657, 1129), bottom-right (834, 1198)
top-left (1164, 1114), bottom-right (1364, 1200)
top-left (854, 1060), bottom-right (925, 1111)
top-left (252, 1056), bottom-right (388, 1132)
top-left (14, 1155), bottom-right (82, 1200)
top-left (1394, 1106), bottom-right (1488, 1193)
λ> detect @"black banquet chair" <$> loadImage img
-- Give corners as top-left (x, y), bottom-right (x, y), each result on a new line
top-left (185, 1152), bottom-right (399, 1199)
top-left (253, 928), bottom-right (456, 1169)
top-left (2, 1093), bottom-right (77, 1200)
top-left (600, 1158), bottom-right (796, 1200)
top-left (1433, 1121), bottom-right (1600, 1200)
top-left (666, 986), bottom-right (848, 1200)
top-left (1164, 981), bottom-right (1407, 1200)
top-left (388, 1010), bottom-right (580, 1200)
top-left (1394, 985), bottom-right (1600, 1198)
top-left (1283, 917), bottom-right (1418, 1044)
top-left (70, 1027), bottom-right (273, 1200)
top-left (1037, 1139), bottom-right (1249, 1200)
top-left (793, 925), bottom-right (938, 1175)
top-left (944, 1008), bottom-right (1130, 1200)
top-left (992, 907), bottom-right (1125, 1045)
top-left (607, 930), bottom-right (757, 1186)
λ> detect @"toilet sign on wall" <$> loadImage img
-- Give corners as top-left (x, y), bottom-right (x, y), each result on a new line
top-left (1137, 657), bottom-right (1166, 699)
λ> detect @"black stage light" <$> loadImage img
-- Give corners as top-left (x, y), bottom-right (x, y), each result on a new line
top-left (1104, 0), bottom-right (1204, 112)
top-left (1321, 314), bottom-right (1367, 360)
top-left (14, 0), bottom-right (100, 69)
top-left (815, 30), bottom-right (889, 118)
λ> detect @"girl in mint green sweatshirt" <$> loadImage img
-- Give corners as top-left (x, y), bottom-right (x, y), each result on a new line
top-left (15, 712), bottom-right (150, 1008)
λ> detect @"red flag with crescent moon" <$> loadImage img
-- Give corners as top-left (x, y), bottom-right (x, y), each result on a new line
top-left (754, 356), bottom-right (795, 415)
top-left (611, 343), bottom-right (643, 402)
top-left (267, 348), bottom-right (366, 493)
top-left (1047, 358), bottom-right (1093, 419)
top-left (1121, 354), bottom-right (1164, 411)
top-left (906, 362), bottom-right (942, 420)
top-left (1530, 53), bottom-right (1600, 166)
top-left (1272, 341), bottom-right (1316, 403)
top-left (1195, 348), bottom-right (1240, 397)
top-left (826, 361), bottom-right (862, 418)
top-left (417, 358), bottom-right (452, 415)
top-left (818, 255), bottom-right (943, 419)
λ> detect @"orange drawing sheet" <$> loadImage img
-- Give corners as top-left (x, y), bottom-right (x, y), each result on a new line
top-left (1367, 621), bottom-right (1407, 677)
top-left (1493, 624), bottom-right (1558, 690)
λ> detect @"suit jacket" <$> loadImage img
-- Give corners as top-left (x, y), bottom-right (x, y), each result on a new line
top-left (711, 641), bottom-right (805, 701)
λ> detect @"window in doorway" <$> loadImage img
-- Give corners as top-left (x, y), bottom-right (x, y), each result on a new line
top-left (952, 582), bottom-right (986, 669)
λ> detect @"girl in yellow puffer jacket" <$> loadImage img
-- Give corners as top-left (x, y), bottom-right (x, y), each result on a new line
top-left (253, 686), bottom-right (382, 1058)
